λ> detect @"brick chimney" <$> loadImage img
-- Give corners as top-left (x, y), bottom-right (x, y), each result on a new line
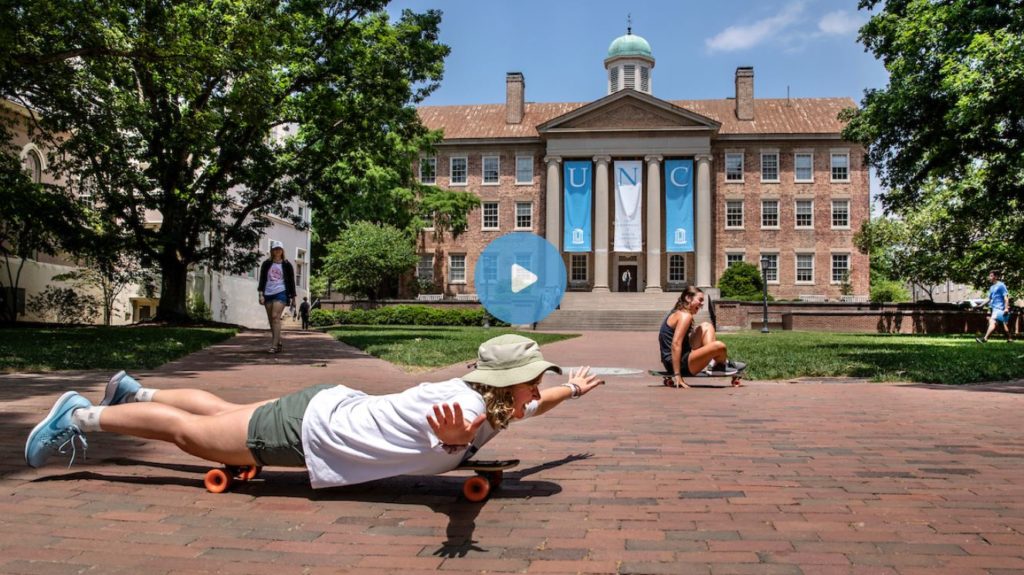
top-left (735, 66), bottom-right (754, 121)
top-left (506, 72), bottom-right (524, 124)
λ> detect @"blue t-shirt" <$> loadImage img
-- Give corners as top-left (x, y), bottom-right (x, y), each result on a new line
top-left (989, 281), bottom-right (1008, 311)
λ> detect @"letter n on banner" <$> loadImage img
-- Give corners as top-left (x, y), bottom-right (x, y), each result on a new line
top-left (563, 161), bottom-right (592, 252)
top-left (665, 159), bottom-right (694, 252)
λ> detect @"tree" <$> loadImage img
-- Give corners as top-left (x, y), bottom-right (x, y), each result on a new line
top-left (52, 253), bottom-right (143, 326)
top-left (717, 262), bottom-right (765, 301)
top-left (417, 185), bottom-right (480, 291)
top-left (2, 1), bottom-right (449, 321)
top-left (322, 221), bottom-right (417, 301)
top-left (842, 0), bottom-right (1024, 297)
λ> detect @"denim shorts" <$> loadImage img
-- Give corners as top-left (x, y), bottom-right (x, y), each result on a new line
top-left (264, 291), bottom-right (289, 304)
top-left (246, 384), bottom-right (335, 467)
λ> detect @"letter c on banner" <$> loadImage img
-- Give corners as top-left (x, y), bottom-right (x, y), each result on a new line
top-left (568, 166), bottom-right (589, 188)
top-left (669, 165), bottom-right (690, 188)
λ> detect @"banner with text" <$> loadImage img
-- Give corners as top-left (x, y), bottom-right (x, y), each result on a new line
top-left (562, 161), bottom-right (592, 252)
top-left (614, 160), bottom-right (643, 252)
top-left (664, 159), bottom-right (694, 253)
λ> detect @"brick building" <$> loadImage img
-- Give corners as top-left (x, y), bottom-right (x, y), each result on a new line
top-left (415, 30), bottom-right (869, 302)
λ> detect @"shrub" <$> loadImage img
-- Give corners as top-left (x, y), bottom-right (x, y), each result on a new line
top-left (308, 305), bottom-right (508, 327)
top-left (870, 279), bottom-right (911, 303)
top-left (26, 286), bottom-right (100, 325)
top-left (187, 293), bottom-right (213, 321)
top-left (322, 222), bottom-right (417, 300)
top-left (718, 262), bottom-right (764, 299)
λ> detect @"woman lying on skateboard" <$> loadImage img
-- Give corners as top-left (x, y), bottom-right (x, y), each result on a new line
top-left (25, 335), bottom-right (603, 489)
top-left (658, 286), bottom-right (745, 389)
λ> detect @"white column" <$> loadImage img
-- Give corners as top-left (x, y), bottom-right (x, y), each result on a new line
top-left (645, 155), bottom-right (663, 293)
top-left (544, 156), bottom-right (561, 251)
top-left (593, 155), bottom-right (611, 292)
top-left (695, 154), bottom-right (713, 287)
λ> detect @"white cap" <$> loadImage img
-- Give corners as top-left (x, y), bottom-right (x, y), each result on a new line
top-left (269, 240), bottom-right (284, 251)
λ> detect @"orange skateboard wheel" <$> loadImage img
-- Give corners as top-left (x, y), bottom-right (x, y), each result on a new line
top-left (204, 468), bottom-right (232, 493)
top-left (462, 476), bottom-right (491, 502)
top-left (239, 466), bottom-right (261, 481)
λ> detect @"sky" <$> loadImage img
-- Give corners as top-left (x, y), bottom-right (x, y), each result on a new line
top-left (386, 0), bottom-right (890, 203)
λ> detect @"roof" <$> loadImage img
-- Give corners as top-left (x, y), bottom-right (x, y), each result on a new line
top-left (607, 33), bottom-right (653, 60)
top-left (417, 97), bottom-right (857, 141)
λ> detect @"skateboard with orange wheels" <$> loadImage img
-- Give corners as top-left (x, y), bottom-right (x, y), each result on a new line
top-left (649, 368), bottom-right (745, 388)
top-left (454, 459), bottom-right (518, 502)
top-left (203, 465), bottom-right (262, 493)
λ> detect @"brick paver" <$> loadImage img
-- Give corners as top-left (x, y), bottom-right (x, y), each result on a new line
top-left (2, 329), bottom-right (1022, 574)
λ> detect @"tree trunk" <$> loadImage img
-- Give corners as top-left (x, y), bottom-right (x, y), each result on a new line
top-left (155, 252), bottom-right (190, 323)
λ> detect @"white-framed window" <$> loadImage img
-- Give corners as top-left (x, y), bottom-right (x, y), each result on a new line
top-left (725, 200), bottom-right (744, 228)
top-left (570, 254), bottom-right (588, 282)
top-left (295, 248), bottom-right (307, 288)
top-left (795, 200), bottom-right (814, 229)
top-left (761, 151), bottom-right (779, 183)
top-left (482, 155), bottom-right (499, 185)
top-left (297, 203), bottom-right (306, 223)
top-left (22, 148), bottom-right (42, 183)
top-left (417, 254), bottom-right (434, 280)
top-left (448, 254), bottom-right (466, 283)
top-left (482, 201), bottom-right (499, 231)
top-left (515, 202), bottom-right (532, 230)
top-left (515, 155), bottom-right (533, 184)
top-left (794, 152), bottom-right (814, 182)
top-left (725, 152), bottom-right (744, 182)
top-left (761, 199), bottom-right (779, 228)
top-left (831, 253), bottom-right (850, 284)
top-left (760, 253), bottom-right (779, 283)
top-left (831, 199), bottom-right (850, 228)
top-left (450, 156), bottom-right (467, 185)
top-left (669, 255), bottom-right (686, 282)
top-left (726, 253), bottom-right (745, 267)
top-left (481, 253), bottom-right (498, 283)
top-left (830, 151), bottom-right (850, 182)
top-left (419, 156), bottom-right (436, 184)
top-left (796, 253), bottom-right (814, 284)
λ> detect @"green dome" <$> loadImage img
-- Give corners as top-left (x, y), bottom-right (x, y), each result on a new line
top-left (607, 33), bottom-right (652, 60)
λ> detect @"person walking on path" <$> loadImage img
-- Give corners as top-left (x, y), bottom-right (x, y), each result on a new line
top-left (299, 297), bottom-right (311, 330)
top-left (257, 241), bottom-right (296, 353)
top-left (976, 270), bottom-right (1015, 343)
top-left (25, 335), bottom-right (604, 490)
top-left (659, 286), bottom-right (745, 388)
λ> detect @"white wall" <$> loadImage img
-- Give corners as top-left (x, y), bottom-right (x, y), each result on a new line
top-left (1, 257), bottom-right (139, 325)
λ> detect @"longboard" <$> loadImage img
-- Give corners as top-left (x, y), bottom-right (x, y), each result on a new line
top-left (454, 459), bottom-right (519, 502)
top-left (649, 369), bottom-right (744, 388)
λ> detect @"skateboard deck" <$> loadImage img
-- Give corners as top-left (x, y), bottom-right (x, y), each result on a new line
top-left (649, 368), bottom-right (745, 388)
top-left (454, 459), bottom-right (519, 502)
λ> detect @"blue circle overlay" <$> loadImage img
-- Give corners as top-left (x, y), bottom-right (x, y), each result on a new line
top-left (475, 232), bottom-right (566, 326)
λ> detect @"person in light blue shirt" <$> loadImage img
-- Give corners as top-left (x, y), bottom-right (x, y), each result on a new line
top-left (976, 270), bottom-right (1014, 343)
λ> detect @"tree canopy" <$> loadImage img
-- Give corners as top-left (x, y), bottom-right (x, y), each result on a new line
top-left (842, 0), bottom-right (1023, 295)
top-left (322, 221), bottom-right (417, 300)
top-left (1, 0), bottom-right (450, 320)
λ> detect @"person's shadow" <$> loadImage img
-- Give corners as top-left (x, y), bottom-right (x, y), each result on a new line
top-left (33, 452), bottom-right (594, 558)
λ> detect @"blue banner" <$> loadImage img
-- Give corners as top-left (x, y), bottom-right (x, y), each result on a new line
top-left (563, 161), bottom-right (592, 252)
top-left (665, 159), bottom-right (694, 253)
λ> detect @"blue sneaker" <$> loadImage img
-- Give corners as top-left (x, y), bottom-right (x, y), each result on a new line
top-left (100, 370), bottom-right (141, 406)
top-left (25, 391), bottom-right (91, 468)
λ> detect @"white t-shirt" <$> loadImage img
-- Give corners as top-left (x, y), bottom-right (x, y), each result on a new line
top-left (300, 378), bottom-right (537, 489)
top-left (264, 262), bottom-right (286, 296)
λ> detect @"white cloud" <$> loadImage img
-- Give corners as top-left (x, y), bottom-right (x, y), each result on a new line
top-left (818, 10), bottom-right (864, 36)
top-left (705, 2), bottom-right (806, 53)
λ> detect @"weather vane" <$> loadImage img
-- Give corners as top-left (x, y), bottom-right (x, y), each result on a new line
top-left (627, 13), bottom-right (632, 35)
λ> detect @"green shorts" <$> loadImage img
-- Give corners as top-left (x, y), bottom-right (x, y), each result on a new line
top-left (246, 384), bottom-right (335, 467)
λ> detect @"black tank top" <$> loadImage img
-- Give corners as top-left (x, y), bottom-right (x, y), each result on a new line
top-left (659, 310), bottom-right (693, 365)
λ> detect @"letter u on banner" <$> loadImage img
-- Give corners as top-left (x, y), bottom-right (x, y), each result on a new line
top-left (563, 161), bottom-right (592, 252)
top-left (614, 160), bottom-right (643, 252)
top-left (665, 159), bottom-right (694, 252)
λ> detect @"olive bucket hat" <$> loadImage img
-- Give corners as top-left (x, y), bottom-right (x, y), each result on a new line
top-left (462, 334), bottom-right (562, 388)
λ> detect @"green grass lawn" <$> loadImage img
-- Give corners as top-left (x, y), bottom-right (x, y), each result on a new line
top-left (325, 325), bottom-right (578, 370)
top-left (0, 326), bottom-right (237, 371)
top-left (719, 331), bottom-right (1024, 384)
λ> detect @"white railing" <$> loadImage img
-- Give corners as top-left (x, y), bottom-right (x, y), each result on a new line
top-left (798, 294), bottom-right (827, 302)
top-left (416, 294), bottom-right (443, 302)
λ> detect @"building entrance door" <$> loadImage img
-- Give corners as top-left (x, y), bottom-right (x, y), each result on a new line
top-left (618, 265), bottom-right (637, 292)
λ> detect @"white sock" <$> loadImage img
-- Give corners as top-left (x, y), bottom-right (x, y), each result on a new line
top-left (71, 406), bottom-right (106, 432)
top-left (135, 388), bottom-right (158, 403)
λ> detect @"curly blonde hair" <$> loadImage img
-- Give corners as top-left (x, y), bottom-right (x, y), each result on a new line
top-left (465, 382), bottom-right (517, 430)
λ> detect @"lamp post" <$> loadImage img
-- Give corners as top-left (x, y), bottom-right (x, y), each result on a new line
top-left (760, 256), bottom-right (770, 334)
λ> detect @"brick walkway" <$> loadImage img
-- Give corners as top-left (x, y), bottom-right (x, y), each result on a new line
top-left (2, 330), bottom-right (1023, 574)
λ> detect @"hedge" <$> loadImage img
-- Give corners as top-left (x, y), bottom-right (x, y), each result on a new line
top-left (309, 305), bottom-right (507, 327)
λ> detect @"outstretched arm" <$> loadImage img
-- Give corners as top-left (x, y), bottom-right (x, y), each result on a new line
top-left (534, 366), bottom-right (604, 417)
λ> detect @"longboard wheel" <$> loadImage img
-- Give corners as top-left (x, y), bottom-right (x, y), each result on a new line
top-left (239, 466), bottom-right (261, 481)
top-left (463, 476), bottom-right (491, 502)
top-left (731, 377), bottom-right (743, 387)
top-left (204, 468), bottom-right (232, 493)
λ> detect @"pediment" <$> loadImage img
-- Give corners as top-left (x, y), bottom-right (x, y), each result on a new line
top-left (538, 90), bottom-right (720, 134)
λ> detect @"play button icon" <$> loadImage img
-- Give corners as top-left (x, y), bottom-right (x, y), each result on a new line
top-left (510, 264), bottom-right (537, 293)
top-left (475, 232), bottom-right (566, 326)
